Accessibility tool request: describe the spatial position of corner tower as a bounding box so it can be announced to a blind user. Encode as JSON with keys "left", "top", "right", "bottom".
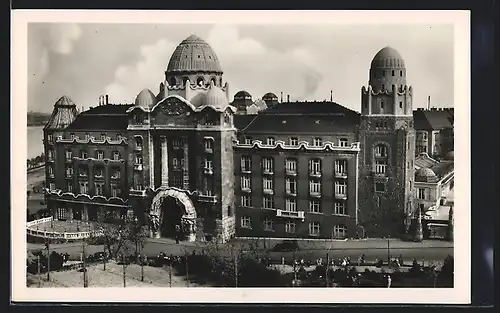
{"left": 358, "top": 47, "right": 416, "bottom": 237}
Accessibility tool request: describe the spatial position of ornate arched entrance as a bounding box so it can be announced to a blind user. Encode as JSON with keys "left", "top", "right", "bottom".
{"left": 149, "top": 188, "right": 197, "bottom": 242}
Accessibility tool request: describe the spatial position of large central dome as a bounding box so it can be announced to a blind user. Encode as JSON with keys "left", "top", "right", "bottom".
{"left": 166, "top": 35, "right": 223, "bottom": 74}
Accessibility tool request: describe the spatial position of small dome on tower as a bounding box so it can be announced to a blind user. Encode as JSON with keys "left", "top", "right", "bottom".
{"left": 135, "top": 89, "right": 157, "bottom": 108}
{"left": 371, "top": 46, "right": 406, "bottom": 69}
{"left": 415, "top": 167, "right": 438, "bottom": 183}
{"left": 190, "top": 81, "right": 231, "bottom": 111}
{"left": 234, "top": 90, "right": 252, "bottom": 100}
{"left": 263, "top": 92, "right": 278, "bottom": 100}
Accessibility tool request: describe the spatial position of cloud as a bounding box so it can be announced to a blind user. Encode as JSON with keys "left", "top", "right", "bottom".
{"left": 104, "top": 39, "right": 176, "bottom": 103}
{"left": 103, "top": 25, "right": 322, "bottom": 104}
{"left": 29, "top": 24, "right": 82, "bottom": 79}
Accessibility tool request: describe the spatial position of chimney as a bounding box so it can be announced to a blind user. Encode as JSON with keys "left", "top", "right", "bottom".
{"left": 330, "top": 90, "right": 333, "bottom": 102}
{"left": 287, "top": 94, "right": 290, "bottom": 102}
{"left": 427, "top": 96, "right": 431, "bottom": 110}
{"left": 105, "top": 95, "right": 109, "bottom": 105}
{"left": 280, "top": 92, "right": 283, "bottom": 103}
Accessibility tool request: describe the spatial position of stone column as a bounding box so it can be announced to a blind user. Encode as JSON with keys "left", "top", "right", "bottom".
{"left": 161, "top": 136, "right": 168, "bottom": 187}
{"left": 149, "top": 133, "right": 155, "bottom": 188}
{"left": 82, "top": 204, "right": 89, "bottom": 222}
{"left": 67, "top": 207, "right": 74, "bottom": 222}
{"left": 182, "top": 137, "right": 190, "bottom": 190}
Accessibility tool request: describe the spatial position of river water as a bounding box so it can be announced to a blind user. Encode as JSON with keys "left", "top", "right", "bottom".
{"left": 27, "top": 126, "right": 44, "bottom": 159}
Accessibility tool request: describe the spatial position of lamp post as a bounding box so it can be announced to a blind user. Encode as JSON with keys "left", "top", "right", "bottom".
{"left": 387, "top": 234, "right": 391, "bottom": 265}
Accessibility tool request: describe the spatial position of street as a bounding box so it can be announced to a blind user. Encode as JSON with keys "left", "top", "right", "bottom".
{"left": 27, "top": 237, "right": 453, "bottom": 265}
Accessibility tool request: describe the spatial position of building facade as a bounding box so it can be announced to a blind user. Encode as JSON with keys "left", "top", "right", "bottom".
{"left": 43, "top": 34, "right": 452, "bottom": 242}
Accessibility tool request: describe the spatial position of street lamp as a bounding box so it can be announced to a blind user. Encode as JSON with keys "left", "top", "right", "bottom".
{"left": 387, "top": 234, "right": 391, "bottom": 265}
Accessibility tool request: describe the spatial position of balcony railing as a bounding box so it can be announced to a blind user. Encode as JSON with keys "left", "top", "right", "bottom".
{"left": 263, "top": 188, "right": 274, "bottom": 195}
{"left": 309, "top": 171, "right": 322, "bottom": 178}
{"left": 286, "top": 190, "right": 297, "bottom": 197}
{"left": 263, "top": 169, "right": 274, "bottom": 175}
{"left": 134, "top": 164, "right": 143, "bottom": 171}
{"left": 310, "top": 191, "right": 322, "bottom": 198}
{"left": 241, "top": 167, "right": 251, "bottom": 174}
{"left": 205, "top": 147, "right": 213, "bottom": 154}
{"left": 94, "top": 174, "right": 104, "bottom": 179}
{"left": 129, "top": 188, "right": 147, "bottom": 197}
{"left": 285, "top": 169, "right": 297, "bottom": 176}
{"left": 65, "top": 158, "right": 72, "bottom": 163}
{"left": 335, "top": 193, "right": 348, "bottom": 200}
{"left": 373, "top": 171, "right": 386, "bottom": 178}
{"left": 276, "top": 209, "right": 305, "bottom": 220}
{"left": 135, "top": 145, "right": 143, "bottom": 151}
{"left": 66, "top": 173, "right": 73, "bottom": 179}
{"left": 204, "top": 168, "right": 213, "bottom": 175}
{"left": 198, "top": 194, "right": 218, "bottom": 204}
{"left": 335, "top": 172, "right": 348, "bottom": 179}
{"left": 110, "top": 175, "right": 121, "bottom": 180}
{"left": 241, "top": 187, "right": 252, "bottom": 193}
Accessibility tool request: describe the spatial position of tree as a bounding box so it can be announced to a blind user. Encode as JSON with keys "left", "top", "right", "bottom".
{"left": 90, "top": 218, "right": 148, "bottom": 261}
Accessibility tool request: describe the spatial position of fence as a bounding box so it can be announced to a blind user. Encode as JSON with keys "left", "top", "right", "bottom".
{"left": 26, "top": 217, "right": 103, "bottom": 240}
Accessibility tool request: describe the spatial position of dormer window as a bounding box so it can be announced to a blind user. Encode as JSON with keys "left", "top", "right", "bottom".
{"left": 135, "top": 137, "right": 143, "bottom": 150}
{"left": 116, "top": 134, "right": 122, "bottom": 141}
{"left": 313, "top": 137, "right": 322, "bottom": 147}
{"left": 244, "top": 137, "right": 253, "bottom": 145}
{"left": 135, "top": 114, "right": 142, "bottom": 124}
{"left": 70, "top": 133, "right": 76, "bottom": 140}
{"left": 266, "top": 137, "right": 275, "bottom": 146}
{"left": 100, "top": 134, "right": 106, "bottom": 141}
{"left": 47, "top": 134, "right": 54, "bottom": 143}
{"left": 80, "top": 150, "right": 88, "bottom": 159}
{"left": 113, "top": 151, "right": 120, "bottom": 161}
{"left": 85, "top": 133, "right": 90, "bottom": 140}
{"left": 96, "top": 151, "right": 104, "bottom": 160}
{"left": 289, "top": 137, "right": 298, "bottom": 146}
{"left": 339, "top": 138, "right": 349, "bottom": 147}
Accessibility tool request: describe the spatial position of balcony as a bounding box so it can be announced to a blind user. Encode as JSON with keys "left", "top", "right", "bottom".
{"left": 47, "top": 157, "right": 55, "bottom": 163}
{"left": 198, "top": 194, "right": 218, "bottom": 204}
{"left": 65, "top": 173, "right": 73, "bottom": 179}
{"left": 135, "top": 145, "right": 143, "bottom": 152}
{"left": 134, "top": 164, "right": 143, "bottom": 171}
{"left": 286, "top": 190, "right": 297, "bottom": 197}
{"left": 94, "top": 174, "right": 104, "bottom": 180}
{"left": 204, "top": 147, "right": 213, "bottom": 154}
{"left": 241, "top": 167, "right": 251, "bottom": 174}
{"left": 276, "top": 209, "right": 305, "bottom": 220}
{"left": 79, "top": 173, "right": 88, "bottom": 178}
{"left": 110, "top": 175, "right": 121, "bottom": 180}
{"left": 285, "top": 169, "right": 297, "bottom": 176}
{"left": 48, "top": 173, "right": 55, "bottom": 179}
{"left": 372, "top": 171, "right": 387, "bottom": 178}
{"left": 241, "top": 187, "right": 252, "bottom": 194}
{"left": 65, "top": 158, "right": 72, "bottom": 164}
{"left": 310, "top": 191, "right": 322, "bottom": 198}
{"left": 335, "top": 193, "right": 348, "bottom": 200}
{"left": 263, "top": 188, "right": 274, "bottom": 195}
{"left": 262, "top": 169, "right": 274, "bottom": 175}
{"left": 204, "top": 168, "right": 214, "bottom": 175}
{"left": 309, "top": 171, "right": 322, "bottom": 178}
{"left": 129, "top": 188, "right": 147, "bottom": 197}
{"left": 334, "top": 172, "right": 348, "bottom": 179}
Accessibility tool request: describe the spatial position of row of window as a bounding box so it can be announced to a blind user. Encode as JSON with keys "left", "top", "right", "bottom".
{"left": 47, "top": 133, "right": 124, "bottom": 143}
{"left": 240, "top": 217, "right": 348, "bottom": 238}
{"left": 47, "top": 180, "right": 122, "bottom": 197}
{"left": 52, "top": 149, "right": 123, "bottom": 161}
{"left": 241, "top": 157, "right": 349, "bottom": 175}
{"left": 56, "top": 164, "right": 121, "bottom": 180}
{"left": 240, "top": 195, "right": 348, "bottom": 215}
{"left": 56, "top": 207, "right": 133, "bottom": 221}
{"left": 243, "top": 137, "right": 350, "bottom": 147}
{"left": 241, "top": 176, "right": 347, "bottom": 197}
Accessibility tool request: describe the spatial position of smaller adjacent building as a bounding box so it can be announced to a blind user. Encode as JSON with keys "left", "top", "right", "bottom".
{"left": 413, "top": 108, "right": 454, "bottom": 159}
{"left": 414, "top": 151, "right": 454, "bottom": 239}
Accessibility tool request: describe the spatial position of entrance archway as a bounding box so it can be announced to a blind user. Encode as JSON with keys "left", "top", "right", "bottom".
{"left": 149, "top": 188, "right": 197, "bottom": 241}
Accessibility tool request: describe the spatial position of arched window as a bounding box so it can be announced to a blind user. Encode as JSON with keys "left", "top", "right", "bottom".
{"left": 219, "top": 77, "right": 223, "bottom": 87}
{"left": 381, "top": 84, "right": 385, "bottom": 90}
{"left": 374, "top": 144, "right": 388, "bottom": 158}
{"left": 400, "top": 70, "right": 403, "bottom": 76}
{"left": 169, "top": 77, "right": 177, "bottom": 86}
{"left": 211, "top": 77, "right": 217, "bottom": 86}
{"left": 374, "top": 144, "right": 389, "bottom": 175}
{"left": 392, "top": 70, "right": 395, "bottom": 76}
{"left": 135, "top": 136, "right": 143, "bottom": 150}
{"left": 197, "top": 77, "right": 205, "bottom": 86}
{"left": 182, "top": 77, "right": 189, "bottom": 86}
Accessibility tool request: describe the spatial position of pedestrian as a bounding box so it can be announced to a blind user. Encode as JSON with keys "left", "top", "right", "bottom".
{"left": 387, "top": 274, "right": 392, "bottom": 288}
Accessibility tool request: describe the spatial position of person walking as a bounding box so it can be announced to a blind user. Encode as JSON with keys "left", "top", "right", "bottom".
{"left": 175, "top": 224, "right": 180, "bottom": 244}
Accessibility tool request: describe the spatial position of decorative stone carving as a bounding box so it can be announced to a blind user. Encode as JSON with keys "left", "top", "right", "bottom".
{"left": 161, "top": 98, "right": 187, "bottom": 116}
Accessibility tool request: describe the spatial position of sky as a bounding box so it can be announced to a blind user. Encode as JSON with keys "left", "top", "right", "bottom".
{"left": 28, "top": 23, "right": 454, "bottom": 113}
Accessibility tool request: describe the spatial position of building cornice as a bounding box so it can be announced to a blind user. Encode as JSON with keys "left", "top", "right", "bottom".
{"left": 234, "top": 140, "right": 361, "bottom": 152}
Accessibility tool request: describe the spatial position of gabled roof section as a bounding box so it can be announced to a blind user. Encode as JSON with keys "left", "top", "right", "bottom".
{"left": 414, "top": 152, "right": 439, "bottom": 169}
{"left": 413, "top": 108, "right": 454, "bottom": 130}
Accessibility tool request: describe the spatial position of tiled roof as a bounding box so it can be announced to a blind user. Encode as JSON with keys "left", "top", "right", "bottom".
{"left": 413, "top": 109, "right": 454, "bottom": 130}
{"left": 66, "top": 104, "right": 132, "bottom": 130}
{"left": 234, "top": 115, "right": 258, "bottom": 129}
{"left": 414, "top": 152, "right": 439, "bottom": 169}
{"left": 44, "top": 96, "right": 79, "bottom": 130}
{"left": 238, "top": 113, "right": 359, "bottom": 134}
{"left": 429, "top": 160, "right": 454, "bottom": 178}
{"left": 262, "top": 100, "right": 358, "bottom": 115}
